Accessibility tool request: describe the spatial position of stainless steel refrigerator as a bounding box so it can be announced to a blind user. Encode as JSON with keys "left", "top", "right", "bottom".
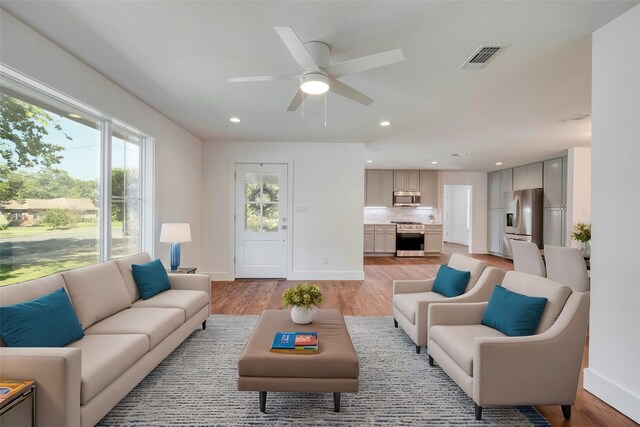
{"left": 503, "top": 188, "right": 544, "bottom": 259}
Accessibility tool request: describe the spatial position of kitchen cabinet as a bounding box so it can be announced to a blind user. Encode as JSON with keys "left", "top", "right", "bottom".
{"left": 543, "top": 156, "right": 568, "bottom": 246}
{"left": 501, "top": 168, "right": 513, "bottom": 193}
{"left": 513, "top": 162, "right": 543, "bottom": 190}
{"left": 374, "top": 225, "right": 396, "bottom": 253}
{"left": 420, "top": 171, "right": 438, "bottom": 208}
{"left": 394, "top": 170, "right": 420, "bottom": 192}
{"left": 488, "top": 208, "right": 503, "bottom": 255}
{"left": 364, "top": 225, "right": 396, "bottom": 254}
{"left": 424, "top": 225, "right": 443, "bottom": 255}
{"left": 363, "top": 225, "right": 374, "bottom": 253}
{"left": 365, "top": 170, "right": 394, "bottom": 207}
{"left": 488, "top": 171, "right": 502, "bottom": 209}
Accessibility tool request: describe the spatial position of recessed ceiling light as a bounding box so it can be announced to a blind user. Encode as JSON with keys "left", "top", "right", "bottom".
{"left": 431, "top": 161, "right": 438, "bottom": 165}
{"left": 495, "top": 162, "right": 503, "bottom": 166}
{"left": 379, "top": 121, "right": 391, "bottom": 127}
{"left": 229, "top": 117, "right": 241, "bottom": 123}
{"left": 68, "top": 113, "right": 82, "bottom": 119}
{"left": 366, "top": 160, "right": 373, "bottom": 163}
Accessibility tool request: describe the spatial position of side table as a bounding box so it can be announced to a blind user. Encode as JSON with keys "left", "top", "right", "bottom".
{"left": 168, "top": 267, "right": 197, "bottom": 274}
{"left": 0, "top": 380, "right": 36, "bottom": 427}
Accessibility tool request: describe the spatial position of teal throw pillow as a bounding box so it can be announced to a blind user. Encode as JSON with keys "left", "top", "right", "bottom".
{"left": 132, "top": 259, "right": 171, "bottom": 300}
{"left": 431, "top": 264, "right": 471, "bottom": 297}
{"left": 481, "top": 285, "right": 548, "bottom": 336}
{"left": 0, "top": 287, "right": 84, "bottom": 347}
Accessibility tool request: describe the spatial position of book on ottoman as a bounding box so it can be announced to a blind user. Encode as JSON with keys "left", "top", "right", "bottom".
{"left": 271, "top": 332, "right": 318, "bottom": 353}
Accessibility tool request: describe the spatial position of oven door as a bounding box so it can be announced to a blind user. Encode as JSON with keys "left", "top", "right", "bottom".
{"left": 396, "top": 231, "right": 424, "bottom": 256}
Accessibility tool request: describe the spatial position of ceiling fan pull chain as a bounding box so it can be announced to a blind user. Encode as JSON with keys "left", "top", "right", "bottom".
{"left": 324, "top": 93, "right": 327, "bottom": 127}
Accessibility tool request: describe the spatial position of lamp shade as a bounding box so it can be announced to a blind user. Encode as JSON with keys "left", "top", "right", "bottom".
{"left": 160, "top": 223, "right": 191, "bottom": 243}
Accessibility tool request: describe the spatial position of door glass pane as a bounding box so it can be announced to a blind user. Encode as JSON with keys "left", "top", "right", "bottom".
{"left": 263, "top": 203, "right": 279, "bottom": 232}
{"left": 245, "top": 203, "right": 261, "bottom": 232}
{"left": 0, "top": 90, "right": 101, "bottom": 285}
{"left": 262, "top": 173, "right": 279, "bottom": 202}
{"left": 245, "top": 173, "right": 261, "bottom": 202}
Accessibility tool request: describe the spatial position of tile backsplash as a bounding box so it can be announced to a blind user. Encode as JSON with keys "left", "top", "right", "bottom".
{"left": 364, "top": 207, "right": 441, "bottom": 224}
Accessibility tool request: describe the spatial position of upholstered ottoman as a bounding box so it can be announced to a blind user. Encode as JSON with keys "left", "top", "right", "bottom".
{"left": 238, "top": 309, "right": 359, "bottom": 412}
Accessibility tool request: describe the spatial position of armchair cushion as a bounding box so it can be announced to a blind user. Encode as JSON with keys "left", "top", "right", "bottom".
{"left": 481, "top": 286, "right": 547, "bottom": 336}
{"left": 432, "top": 265, "right": 471, "bottom": 297}
{"left": 430, "top": 324, "right": 506, "bottom": 375}
{"left": 393, "top": 291, "right": 446, "bottom": 324}
{"left": 0, "top": 288, "right": 84, "bottom": 347}
{"left": 132, "top": 259, "right": 171, "bottom": 300}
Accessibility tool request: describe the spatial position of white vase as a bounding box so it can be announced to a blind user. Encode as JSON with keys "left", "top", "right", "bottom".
{"left": 291, "top": 306, "right": 315, "bottom": 324}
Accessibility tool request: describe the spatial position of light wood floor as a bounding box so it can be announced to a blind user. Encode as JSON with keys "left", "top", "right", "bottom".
{"left": 211, "top": 253, "right": 637, "bottom": 427}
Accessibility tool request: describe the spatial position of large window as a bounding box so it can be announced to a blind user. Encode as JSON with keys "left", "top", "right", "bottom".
{"left": 0, "top": 73, "right": 151, "bottom": 285}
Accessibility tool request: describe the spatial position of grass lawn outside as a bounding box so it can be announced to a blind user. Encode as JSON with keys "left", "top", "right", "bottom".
{"left": 0, "top": 221, "right": 122, "bottom": 238}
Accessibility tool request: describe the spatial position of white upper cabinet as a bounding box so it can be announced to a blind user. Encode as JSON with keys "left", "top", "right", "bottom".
{"left": 544, "top": 158, "right": 565, "bottom": 208}
{"left": 501, "top": 168, "right": 513, "bottom": 193}
{"left": 488, "top": 171, "right": 502, "bottom": 209}
{"left": 394, "top": 170, "right": 420, "bottom": 192}
{"left": 365, "top": 170, "right": 394, "bottom": 207}
{"left": 420, "top": 171, "right": 438, "bottom": 208}
{"left": 513, "top": 162, "right": 543, "bottom": 190}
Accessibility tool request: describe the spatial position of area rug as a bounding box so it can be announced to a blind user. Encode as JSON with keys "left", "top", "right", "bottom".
{"left": 98, "top": 315, "right": 549, "bottom": 426}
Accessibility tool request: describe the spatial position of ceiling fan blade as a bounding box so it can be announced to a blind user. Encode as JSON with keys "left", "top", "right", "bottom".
{"left": 325, "top": 49, "right": 405, "bottom": 78}
{"left": 330, "top": 79, "right": 374, "bottom": 106}
{"left": 227, "top": 75, "right": 299, "bottom": 83}
{"left": 286, "top": 88, "right": 307, "bottom": 112}
{"left": 274, "top": 26, "right": 320, "bottom": 72}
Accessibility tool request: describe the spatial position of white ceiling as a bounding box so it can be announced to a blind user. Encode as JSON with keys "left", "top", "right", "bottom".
{"left": 2, "top": 1, "right": 638, "bottom": 171}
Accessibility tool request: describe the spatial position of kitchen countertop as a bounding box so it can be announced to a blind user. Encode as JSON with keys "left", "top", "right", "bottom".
{"left": 364, "top": 222, "right": 443, "bottom": 226}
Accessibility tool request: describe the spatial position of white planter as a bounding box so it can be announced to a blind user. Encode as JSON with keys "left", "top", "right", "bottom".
{"left": 291, "top": 306, "right": 315, "bottom": 324}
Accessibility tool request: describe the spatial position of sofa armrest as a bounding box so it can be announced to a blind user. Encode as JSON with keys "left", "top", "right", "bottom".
{"left": 472, "top": 293, "right": 590, "bottom": 406}
{"left": 169, "top": 273, "right": 211, "bottom": 298}
{"left": 0, "top": 347, "right": 82, "bottom": 427}
{"left": 428, "top": 302, "right": 487, "bottom": 329}
{"left": 393, "top": 278, "right": 435, "bottom": 294}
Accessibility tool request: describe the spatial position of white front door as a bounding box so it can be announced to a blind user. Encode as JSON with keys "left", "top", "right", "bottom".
{"left": 235, "top": 163, "right": 288, "bottom": 278}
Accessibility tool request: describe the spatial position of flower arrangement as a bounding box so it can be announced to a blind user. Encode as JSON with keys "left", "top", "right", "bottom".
{"left": 282, "top": 283, "right": 324, "bottom": 310}
{"left": 570, "top": 223, "right": 591, "bottom": 243}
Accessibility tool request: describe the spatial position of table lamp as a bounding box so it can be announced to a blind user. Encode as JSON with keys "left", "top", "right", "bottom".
{"left": 160, "top": 223, "right": 191, "bottom": 271}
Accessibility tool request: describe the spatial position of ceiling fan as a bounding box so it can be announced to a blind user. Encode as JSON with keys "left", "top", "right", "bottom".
{"left": 228, "top": 26, "right": 405, "bottom": 111}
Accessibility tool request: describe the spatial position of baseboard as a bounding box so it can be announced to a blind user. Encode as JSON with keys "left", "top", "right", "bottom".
{"left": 445, "top": 238, "right": 469, "bottom": 246}
{"left": 203, "top": 271, "right": 234, "bottom": 281}
{"left": 584, "top": 368, "right": 640, "bottom": 423}
{"left": 470, "top": 247, "right": 489, "bottom": 255}
{"left": 288, "top": 271, "right": 365, "bottom": 280}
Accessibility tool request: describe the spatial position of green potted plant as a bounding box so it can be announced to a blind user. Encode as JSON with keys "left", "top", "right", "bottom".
{"left": 570, "top": 223, "right": 591, "bottom": 257}
{"left": 282, "top": 283, "right": 324, "bottom": 324}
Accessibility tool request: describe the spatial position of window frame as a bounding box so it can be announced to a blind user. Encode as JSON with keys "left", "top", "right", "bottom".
{"left": 1, "top": 65, "right": 155, "bottom": 262}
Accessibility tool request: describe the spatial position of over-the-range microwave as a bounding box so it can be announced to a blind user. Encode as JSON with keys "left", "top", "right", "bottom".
{"left": 393, "top": 191, "right": 421, "bottom": 207}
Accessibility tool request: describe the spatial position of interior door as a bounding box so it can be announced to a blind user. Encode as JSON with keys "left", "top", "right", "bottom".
{"left": 235, "top": 163, "right": 287, "bottom": 278}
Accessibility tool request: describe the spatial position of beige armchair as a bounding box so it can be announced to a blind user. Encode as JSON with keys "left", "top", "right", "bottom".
{"left": 392, "top": 254, "right": 505, "bottom": 353}
{"left": 427, "top": 271, "right": 589, "bottom": 420}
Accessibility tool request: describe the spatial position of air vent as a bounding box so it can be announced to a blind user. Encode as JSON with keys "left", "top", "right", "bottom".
{"left": 460, "top": 44, "right": 508, "bottom": 70}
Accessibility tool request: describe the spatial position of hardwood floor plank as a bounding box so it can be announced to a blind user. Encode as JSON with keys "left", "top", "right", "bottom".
{"left": 209, "top": 254, "right": 637, "bottom": 427}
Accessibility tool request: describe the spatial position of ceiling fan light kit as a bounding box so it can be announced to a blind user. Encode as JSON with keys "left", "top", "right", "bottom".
{"left": 228, "top": 26, "right": 405, "bottom": 114}
{"left": 300, "top": 73, "right": 330, "bottom": 95}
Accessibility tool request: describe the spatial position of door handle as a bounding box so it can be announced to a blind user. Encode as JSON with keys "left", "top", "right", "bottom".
{"left": 282, "top": 225, "right": 287, "bottom": 230}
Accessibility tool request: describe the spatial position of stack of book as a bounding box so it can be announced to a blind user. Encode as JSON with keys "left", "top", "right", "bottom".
{"left": 270, "top": 332, "right": 318, "bottom": 354}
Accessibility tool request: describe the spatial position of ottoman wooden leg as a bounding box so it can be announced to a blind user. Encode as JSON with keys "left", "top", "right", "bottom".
{"left": 333, "top": 392, "right": 341, "bottom": 412}
{"left": 259, "top": 391, "right": 267, "bottom": 413}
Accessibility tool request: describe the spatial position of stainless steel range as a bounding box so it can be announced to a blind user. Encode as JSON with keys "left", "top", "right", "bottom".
{"left": 392, "top": 221, "right": 425, "bottom": 257}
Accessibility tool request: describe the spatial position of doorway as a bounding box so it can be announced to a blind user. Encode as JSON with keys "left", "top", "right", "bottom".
{"left": 234, "top": 163, "right": 288, "bottom": 278}
{"left": 443, "top": 185, "right": 472, "bottom": 254}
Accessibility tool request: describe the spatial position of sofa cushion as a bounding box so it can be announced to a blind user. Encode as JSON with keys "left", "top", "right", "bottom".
{"left": 502, "top": 271, "right": 572, "bottom": 334}
{"left": 432, "top": 265, "right": 471, "bottom": 297}
{"left": 66, "top": 334, "right": 149, "bottom": 404}
{"left": 1, "top": 288, "right": 84, "bottom": 347}
{"left": 393, "top": 292, "right": 446, "bottom": 324}
{"left": 430, "top": 324, "right": 506, "bottom": 376}
{"left": 448, "top": 254, "right": 486, "bottom": 292}
{"left": 481, "top": 286, "right": 548, "bottom": 336}
{"left": 114, "top": 253, "right": 152, "bottom": 302}
{"left": 62, "top": 261, "right": 131, "bottom": 329}
{"left": 84, "top": 307, "right": 183, "bottom": 350}
{"left": 0, "top": 273, "right": 66, "bottom": 306}
{"left": 131, "top": 259, "right": 171, "bottom": 300}
{"left": 132, "top": 289, "right": 209, "bottom": 320}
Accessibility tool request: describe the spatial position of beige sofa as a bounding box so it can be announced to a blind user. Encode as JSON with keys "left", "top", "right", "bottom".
{"left": 427, "top": 271, "right": 590, "bottom": 420}
{"left": 0, "top": 253, "right": 211, "bottom": 427}
{"left": 392, "top": 254, "right": 505, "bottom": 353}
